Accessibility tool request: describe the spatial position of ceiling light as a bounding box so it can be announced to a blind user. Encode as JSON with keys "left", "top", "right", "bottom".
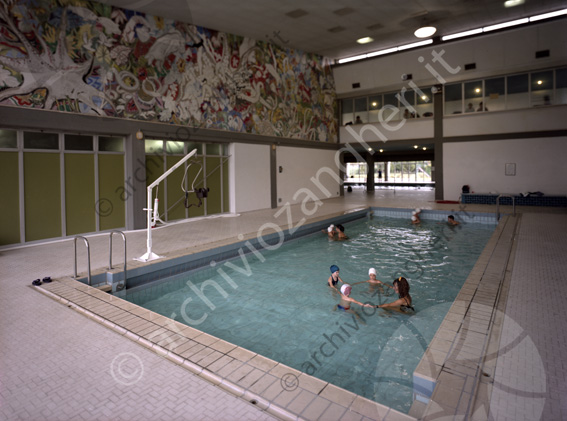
{"left": 529, "top": 9, "right": 567, "bottom": 21}
{"left": 421, "top": 95, "right": 428, "bottom": 101}
{"left": 475, "top": 88, "right": 481, "bottom": 93}
{"left": 504, "top": 0, "right": 524, "bottom": 7}
{"left": 371, "top": 102, "right": 378, "bottom": 107}
{"left": 442, "top": 28, "right": 483, "bottom": 41}
{"left": 537, "top": 80, "right": 543, "bottom": 85}
{"left": 483, "top": 18, "right": 529, "bottom": 32}
{"left": 423, "top": 147, "right": 427, "bottom": 150}
{"left": 398, "top": 39, "right": 433, "bottom": 51}
{"left": 379, "top": 149, "right": 384, "bottom": 153}
{"left": 357, "top": 37, "right": 374, "bottom": 44}
{"left": 414, "top": 26, "right": 437, "bottom": 38}
{"left": 414, "top": 145, "right": 419, "bottom": 149}
{"left": 368, "top": 148, "right": 373, "bottom": 151}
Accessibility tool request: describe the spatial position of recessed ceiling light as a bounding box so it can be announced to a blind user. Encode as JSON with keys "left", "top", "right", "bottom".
{"left": 475, "top": 88, "right": 481, "bottom": 93}
{"left": 371, "top": 102, "right": 378, "bottom": 107}
{"left": 379, "top": 149, "right": 384, "bottom": 153}
{"left": 368, "top": 148, "right": 373, "bottom": 151}
{"left": 423, "top": 147, "right": 427, "bottom": 150}
{"left": 537, "top": 80, "right": 543, "bottom": 85}
{"left": 414, "top": 145, "right": 419, "bottom": 149}
{"left": 357, "top": 37, "right": 374, "bottom": 44}
{"left": 504, "top": 0, "right": 524, "bottom": 8}
{"left": 414, "top": 26, "right": 436, "bottom": 38}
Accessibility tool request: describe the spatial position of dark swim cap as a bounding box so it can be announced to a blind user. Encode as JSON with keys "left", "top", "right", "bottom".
{"left": 330, "top": 265, "right": 339, "bottom": 274}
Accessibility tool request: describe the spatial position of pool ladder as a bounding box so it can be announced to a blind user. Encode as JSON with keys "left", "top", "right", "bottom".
{"left": 73, "top": 230, "right": 127, "bottom": 287}
{"left": 496, "top": 194, "right": 516, "bottom": 220}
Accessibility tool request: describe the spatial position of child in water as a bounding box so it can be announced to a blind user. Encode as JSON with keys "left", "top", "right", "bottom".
{"left": 327, "top": 265, "right": 344, "bottom": 290}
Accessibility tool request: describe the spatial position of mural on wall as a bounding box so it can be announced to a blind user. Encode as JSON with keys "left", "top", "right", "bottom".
{"left": 0, "top": 0, "right": 337, "bottom": 142}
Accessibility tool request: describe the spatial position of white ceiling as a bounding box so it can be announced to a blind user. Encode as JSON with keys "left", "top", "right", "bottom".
{"left": 95, "top": 0, "right": 566, "bottom": 60}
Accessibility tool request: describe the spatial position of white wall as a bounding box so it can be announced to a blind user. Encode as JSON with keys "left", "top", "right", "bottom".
{"left": 444, "top": 106, "right": 567, "bottom": 137}
{"left": 229, "top": 143, "right": 271, "bottom": 213}
{"left": 333, "top": 20, "right": 566, "bottom": 96}
{"left": 276, "top": 146, "right": 341, "bottom": 206}
{"left": 443, "top": 137, "right": 567, "bottom": 200}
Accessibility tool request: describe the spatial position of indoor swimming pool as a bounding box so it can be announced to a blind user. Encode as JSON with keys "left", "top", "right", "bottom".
{"left": 122, "top": 216, "right": 495, "bottom": 413}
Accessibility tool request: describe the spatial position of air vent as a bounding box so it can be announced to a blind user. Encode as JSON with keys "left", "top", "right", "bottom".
{"left": 464, "top": 63, "right": 476, "bottom": 71}
{"left": 328, "top": 26, "right": 346, "bottom": 33}
{"left": 535, "top": 50, "right": 550, "bottom": 58}
{"left": 333, "top": 7, "right": 355, "bottom": 16}
{"left": 352, "top": 82, "right": 361, "bottom": 89}
{"left": 286, "top": 9, "right": 308, "bottom": 19}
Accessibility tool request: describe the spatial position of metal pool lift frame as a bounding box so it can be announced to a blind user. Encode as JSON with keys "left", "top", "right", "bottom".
{"left": 136, "top": 148, "right": 198, "bottom": 262}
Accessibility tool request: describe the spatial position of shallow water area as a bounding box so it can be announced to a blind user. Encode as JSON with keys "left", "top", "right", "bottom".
{"left": 123, "top": 217, "right": 494, "bottom": 413}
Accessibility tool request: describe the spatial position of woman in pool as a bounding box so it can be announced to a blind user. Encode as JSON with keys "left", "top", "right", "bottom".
{"left": 376, "top": 277, "right": 414, "bottom": 312}
{"left": 327, "top": 265, "right": 345, "bottom": 290}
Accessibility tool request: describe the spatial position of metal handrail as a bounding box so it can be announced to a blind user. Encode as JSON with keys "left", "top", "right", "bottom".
{"left": 73, "top": 236, "right": 91, "bottom": 285}
{"left": 109, "top": 230, "right": 127, "bottom": 283}
{"left": 496, "top": 194, "right": 516, "bottom": 220}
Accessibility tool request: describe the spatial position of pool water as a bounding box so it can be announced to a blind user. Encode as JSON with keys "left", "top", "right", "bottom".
{"left": 124, "top": 217, "right": 495, "bottom": 413}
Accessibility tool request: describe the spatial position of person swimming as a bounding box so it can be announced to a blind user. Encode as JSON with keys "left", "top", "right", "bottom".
{"left": 375, "top": 277, "right": 414, "bottom": 312}
{"left": 327, "top": 264, "right": 344, "bottom": 290}
{"left": 336, "top": 284, "right": 374, "bottom": 311}
{"left": 322, "top": 224, "right": 336, "bottom": 238}
{"left": 335, "top": 224, "right": 349, "bottom": 240}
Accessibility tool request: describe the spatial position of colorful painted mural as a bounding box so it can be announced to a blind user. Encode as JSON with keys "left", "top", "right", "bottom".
{"left": 0, "top": 0, "right": 337, "bottom": 142}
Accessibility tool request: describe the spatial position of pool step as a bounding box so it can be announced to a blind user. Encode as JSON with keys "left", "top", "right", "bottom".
{"left": 96, "top": 284, "right": 112, "bottom": 293}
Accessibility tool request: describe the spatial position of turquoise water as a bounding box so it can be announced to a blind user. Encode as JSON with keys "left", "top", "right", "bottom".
{"left": 124, "top": 217, "right": 495, "bottom": 413}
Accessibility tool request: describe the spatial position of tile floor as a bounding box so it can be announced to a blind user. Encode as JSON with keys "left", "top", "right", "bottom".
{"left": 1, "top": 187, "right": 565, "bottom": 420}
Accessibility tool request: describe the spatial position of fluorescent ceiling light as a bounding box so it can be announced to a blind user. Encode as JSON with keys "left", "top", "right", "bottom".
{"left": 366, "top": 47, "right": 398, "bottom": 57}
{"left": 441, "top": 28, "right": 483, "bottom": 41}
{"left": 504, "top": 0, "right": 524, "bottom": 8}
{"left": 529, "top": 9, "right": 567, "bottom": 21}
{"left": 337, "top": 54, "right": 368, "bottom": 64}
{"left": 357, "top": 37, "right": 374, "bottom": 44}
{"left": 397, "top": 39, "right": 433, "bottom": 51}
{"left": 483, "top": 18, "right": 529, "bottom": 32}
{"left": 414, "top": 26, "right": 437, "bottom": 38}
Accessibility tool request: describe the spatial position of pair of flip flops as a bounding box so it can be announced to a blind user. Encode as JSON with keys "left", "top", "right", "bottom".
{"left": 32, "top": 277, "right": 52, "bottom": 286}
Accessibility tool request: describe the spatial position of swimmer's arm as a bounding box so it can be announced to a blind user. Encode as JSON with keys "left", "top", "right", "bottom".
{"left": 347, "top": 296, "right": 374, "bottom": 307}
{"left": 351, "top": 280, "right": 368, "bottom": 285}
{"left": 376, "top": 298, "right": 404, "bottom": 308}
{"left": 338, "top": 276, "right": 345, "bottom": 284}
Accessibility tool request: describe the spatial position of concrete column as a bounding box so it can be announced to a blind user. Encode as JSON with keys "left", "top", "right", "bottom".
{"left": 366, "top": 153, "right": 375, "bottom": 192}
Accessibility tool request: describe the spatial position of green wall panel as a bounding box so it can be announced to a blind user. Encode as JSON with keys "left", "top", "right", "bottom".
{"left": 65, "top": 154, "right": 96, "bottom": 235}
{"left": 24, "top": 152, "right": 61, "bottom": 241}
{"left": 99, "top": 154, "right": 125, "bottom": 231}
{"left": 166, "top": 156, "right": 186, "bottom": 221}
{"left": 0, "top": 152, "right": 20, "bottom": 245}
{"left": 205, "top": 157, "right": 222, "bottom": 215}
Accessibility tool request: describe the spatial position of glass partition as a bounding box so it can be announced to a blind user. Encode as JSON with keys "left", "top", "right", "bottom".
{"left": 485, "top": 77, "right": 506, "bottom": 112}
{"left": 341, "top": 99, "right": 354, "bottom": 125}
{"left": 354, "top": 97, "right": 368, "bottom": 124}
{"left": 464, "top": 80, "right": 484, "bottom": 112}
{"left": 444, "top": 83, "right": 462, "bottom": 115}
{"left": 507, "top": 73, "right": 529, "bottom": 110}
{"left": 530, "top": 70, "right": 553, "bottom": 107}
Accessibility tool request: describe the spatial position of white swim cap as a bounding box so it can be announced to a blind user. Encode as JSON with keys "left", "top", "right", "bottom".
{"left": 368, "top": 268, "right": 376, "bottom": 276}
{"left": 327, "top": 226, "right": 333, "bottom": 232}
{"left": 411, "top": 216, "right": 417, "bottom": 221}
{"left": 415, "top": 208, "right": 421, "bottom": 213}
{"left": 340, "top": 284, "right": 351, "bottom": 295}
{"left": 412, "top": 211, "right": 417, "bottom": 216}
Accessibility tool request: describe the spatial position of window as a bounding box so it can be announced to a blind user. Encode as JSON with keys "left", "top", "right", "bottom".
{"left": 341, "top": 99, "right": 353, "bottom": 126}
{"left": 464, "top": 80, "right": 484, "bottom": 112}
{"left": 24, "top": 132, "right": 59, "bottom": 150}
{"left": 99, "top": 136, "right": 124, "bottom": 152}
{"left": 65, "top": 134, "right": 93, "bottom": 151}
{"left": 531, "top": 70, "right": 553, "bottom": 107}
{"left": 0, "top": 129, "right": 17, "bottom": 148}
{"left": 485, "top": 77, "right": 505, "bottom": 112}
{"left": 354, "top": 97, "right": 368, "bottom": 124}
{"left": 444, "top": 83, "right": 462, "bottom": 115}
{"left": 556, "top": 67, "right": 567, "bottom": 105}
{"left": 507, "top": 73, "right": 529, "bottom": 110}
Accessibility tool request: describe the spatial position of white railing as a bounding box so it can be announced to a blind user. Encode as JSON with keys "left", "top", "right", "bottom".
{"left": 136, "top": 149, "right": 198, "bottom": 262}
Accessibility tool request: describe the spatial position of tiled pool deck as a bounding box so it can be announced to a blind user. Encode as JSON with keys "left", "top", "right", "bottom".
{"left": 1, "top": 188, "right": 565, "bottom": 420}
